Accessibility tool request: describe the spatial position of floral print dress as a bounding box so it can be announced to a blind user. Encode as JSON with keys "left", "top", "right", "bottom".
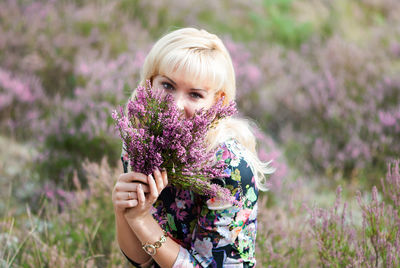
{"left": 120, "top": 139, "right": 260, "bottom": 268}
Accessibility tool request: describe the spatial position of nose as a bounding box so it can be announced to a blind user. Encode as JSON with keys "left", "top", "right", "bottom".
{"left": 174, "top": 93, "right": 190, "bottom": 118}
{"left": 175, "top": 93, "right": 184, "bottom": 110}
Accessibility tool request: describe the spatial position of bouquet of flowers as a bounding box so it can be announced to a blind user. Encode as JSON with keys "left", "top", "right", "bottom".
{"left": 112, "top": 81, "right": 237, "bottom": 202}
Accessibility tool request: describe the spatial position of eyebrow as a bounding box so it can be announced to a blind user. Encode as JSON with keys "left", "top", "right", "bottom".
{"left": 162, "top": 75, "right": 208, "bottom": 93}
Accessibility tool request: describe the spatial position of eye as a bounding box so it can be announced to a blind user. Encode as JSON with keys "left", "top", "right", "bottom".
{"left": 190, "top": 92, "right": 203, "bottom": 99}
{"left": 161, "top": 82, "right": 174, "bottom": 91}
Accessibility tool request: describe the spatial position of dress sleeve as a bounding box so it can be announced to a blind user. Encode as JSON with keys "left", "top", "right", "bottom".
{"left": 172, "top": 141, "right": 259, "bottom": 268}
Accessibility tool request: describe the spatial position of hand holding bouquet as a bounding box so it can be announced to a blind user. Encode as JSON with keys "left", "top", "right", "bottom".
{"left": 112, "top": 81, "right": 237, "bottom": 203}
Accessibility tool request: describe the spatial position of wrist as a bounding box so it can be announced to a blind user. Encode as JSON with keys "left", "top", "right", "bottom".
{"left": 125, "top": 211, "right": 153, "bottom": 227}
{"left": 114, "top": 206, "right": 126, "bottom": 217}
{"left": 142, "top": 229, "right": 168, "bottom": 256}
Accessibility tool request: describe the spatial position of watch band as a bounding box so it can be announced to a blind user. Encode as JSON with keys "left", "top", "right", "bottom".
{"left": 142, "top": 230, "right": 168, "bottom": 256}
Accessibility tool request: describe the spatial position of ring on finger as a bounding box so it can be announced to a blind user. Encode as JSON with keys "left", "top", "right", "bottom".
{"left": 128, "top": 192, "right": 131, "bottom": 199}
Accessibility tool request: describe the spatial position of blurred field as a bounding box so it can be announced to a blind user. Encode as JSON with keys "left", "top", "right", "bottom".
{"left": 1, "top": 0, "right": 399, "bottom": 267}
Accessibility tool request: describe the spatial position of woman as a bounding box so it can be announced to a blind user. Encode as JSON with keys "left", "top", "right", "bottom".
{"left": 112, "top": 28, "right": 274, "bottom": 268}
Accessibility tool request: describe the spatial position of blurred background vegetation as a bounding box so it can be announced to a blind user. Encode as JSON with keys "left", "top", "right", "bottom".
{"left": 1, "top": 0, "right": 399, "bottom": 267}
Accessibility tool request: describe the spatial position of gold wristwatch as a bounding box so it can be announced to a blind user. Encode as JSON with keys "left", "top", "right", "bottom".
{"left": 142, "top": 230, "right": 168, "bottom": 256}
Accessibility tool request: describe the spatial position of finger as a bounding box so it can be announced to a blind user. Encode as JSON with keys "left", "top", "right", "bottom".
{"left": 116, "top": 191, "right": 137, "bottom": 200}
{"left": 117, "top": 182, "right": 150, "bottom": 193}
{"left": 147, "top": 174, "right": 159, "bottom": 202}
{"left": 118, "top": 172, "right": 148, "bottom": 183}
{"left": 161, "top": 168, "right": 168, "bottom": 186}
{"left": 137, "top": 184, "right": 146, "bottom": 207}
{"left": 153, "top": 168, "right": 164, "bottom": 193}
{"left": 115, "top": 199, "right": 138, "bottom": 208}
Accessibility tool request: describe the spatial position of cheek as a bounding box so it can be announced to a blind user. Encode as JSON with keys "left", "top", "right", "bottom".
{"left": 152, "top": 82, "right": 168, "bottom": 98}
{"left": 205, "top": 94, "right": 217, "bottom": 109}
{"left": 195, "top": 99, "right": 211, "bottom": 109}
{"left": 152, "top": 81, "right": 162, "bottom": 91}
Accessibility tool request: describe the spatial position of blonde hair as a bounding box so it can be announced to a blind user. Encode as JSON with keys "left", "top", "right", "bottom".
{"left": 138, "top": 28, "right": 235, "bottom": 105}
{"left": 132, "top": 27, "right": 274, "bottom": 191}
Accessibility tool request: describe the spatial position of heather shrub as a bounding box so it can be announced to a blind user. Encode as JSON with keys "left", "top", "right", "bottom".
{"left": 0, "top": 68, "right": 48, "bottom": 140}
{"left": 308, "top": 186, "right": 358, "bottom": 267}
{"left": 33, "top": 48, "right": 144, "bottom": 188}
{"left": 0, "top": 0, "right": 152, "bottom": 187}
{"left": 257, "top": 186, "right": 314, "bottom": 267}
{"left": 1, "top": 1, "right": 82, "bottom": 98}
{"left": 0, "top": 0, "right": 149, "bottom": 133}
{"left": 354, "top": 161, "right": 400, "bottom": 267}
{"left": 309, "top": 161, "right": 400, "bottom": 267}
{"left": 224, "top": 39, "right": 264, "bottom": 111}
{"left": 232, "top": 0, "right": 400, "bottom": 184}
{"left": 254, "top": 170, "right": 346, "bottom": 266}
{"left": 253, "top": 127, "right": 288, "bottom": 197}
{"left": 1, "top": 158, "right": 126, "bottom": 267}
{"left": 248, "top": 32, "right": 400, "bottom": 184}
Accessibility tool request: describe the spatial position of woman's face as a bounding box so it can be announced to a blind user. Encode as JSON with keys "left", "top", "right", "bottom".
{"left": 152, "top": 71, "right": 218, "bottom": 118}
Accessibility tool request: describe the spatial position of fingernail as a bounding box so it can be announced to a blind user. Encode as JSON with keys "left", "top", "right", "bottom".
{"left": 137, "top": 184, "right": 142, "bottom": 190}
{"left": 149, "top": 174, "right": 154, "bottom": 181}
{"left": 161, "top": 167, "right": 166, "bottom": 172}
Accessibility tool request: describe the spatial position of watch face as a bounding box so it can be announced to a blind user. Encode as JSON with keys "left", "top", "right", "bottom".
{"left": 143, "top": 244, "right": 157, "bottom": 256}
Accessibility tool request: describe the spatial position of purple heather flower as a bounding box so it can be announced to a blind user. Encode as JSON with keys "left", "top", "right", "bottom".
{"left": 112, "top": 81, "right": 237, "bottom": 199}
